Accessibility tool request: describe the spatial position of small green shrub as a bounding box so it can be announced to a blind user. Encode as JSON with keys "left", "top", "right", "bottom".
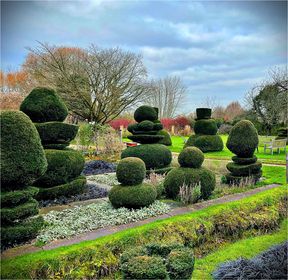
{"left": 109, "top": 184, "right": 157, "bottom": 208}
{"left": 145, "top": 243, "right": 183, "bottom": 258}
{"left": 178, "top": 147, "right": 204, "bottom": 168}
{"left": 121, "top": 144, "right": 172, "bottom": 170}
{"left": 226, "top": 120, "right": 259, "bottom": 158}
{"left": 137, "top": 120, "right": 154, "bottom": 131}
{"left": 35, "top": 122, "right": 78, "bottom": 144}
{"left": 20, "top": 87, "right": 68, "bottom": 122}
{"left": 194, "top": 119, "right": 218, "bottom": 135}
{"left": 1, "top": 187, "right": 39, "bottom": 207}
{"left": 116, "top": 157, "right": 146, "bottom": 186}
{"left": 232, "top": 155, "right": 257, "bottom": 165}
{"left": 226, "top": 162, "right": 262, "bottom": 176}
{"left": 185, "top": 135, "right": 224, "bottom": 152}
{"left": 120, "top": 247, "right": 148, "bottom": 264}
{"left": 196, "top": 108, "right": 212, "bottom": 119}
{"left": 157, "top": 130, "right": 172, "bottom": 146}
{"left": 34, "top": 149, "right": 85, "bottom": 187}
{"left": 134, "top": 105, "right": 158, "bottom": 123}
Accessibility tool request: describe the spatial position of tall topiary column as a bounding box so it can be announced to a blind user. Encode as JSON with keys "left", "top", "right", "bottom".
{"left": 184, "top": 108, "right": 223, "bottom": 152}
{"left": 1, "top": 111, "right": 47, "bottom": 248}
{"left": 122, "top": 105, "right": 172, "bottom": 173}
{"left": 20, "top": 87, "right": 86, "bottom": 200}
{"left": 225, "top": 120, "right": 262, "bottom": 185}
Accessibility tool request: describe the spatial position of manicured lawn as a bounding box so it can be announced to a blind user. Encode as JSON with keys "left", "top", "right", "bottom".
{"left": 193, "top": 219, "right": 287, "bottom": 280}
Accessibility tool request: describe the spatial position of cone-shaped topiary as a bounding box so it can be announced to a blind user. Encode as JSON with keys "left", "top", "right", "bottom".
{"left": 164, "top": 147, "right": 215, "bottom": 200}
{"left": 0, "top": 110, "right": 47, "bottom": 248}
{"left": 20, "top": 87, "right": 68, "bottom": 123}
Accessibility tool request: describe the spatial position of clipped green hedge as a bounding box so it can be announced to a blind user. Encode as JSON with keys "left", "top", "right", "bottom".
{"left": 1, "top": 187, "right": 39, "bottom": 207}
{"left": 157, "top": 130, "right": 172, "bottom": 146}
{"left": 34, "top": 149, "right": 85, "bottom": 187}
{"left": 232, "top": 155, "right": 257, "bottom": 165}
{"left": 184, "top": 134, "right": 224, "bottom": 152}
{"left": 134, "top": 106, "right": 158, "bottom": 123}
{"left": 226, "top": 162, "right": 262, "bottom": 176}
{"left": 35, "top": 122, "right": 78, "bottom": 144}
{"left": 178, "top": 147, "right": 204, "bottom": 168}
{"left": 36, "top": 176, "right": 86, "bottom": 200}
{"left": 2, "top": 186, "right": 286, "bottom": 280}
{"left": 194, "top": 119, "right": 218, "bottom": 135}
{"left": 128, "top": 134, "right": 164, "bottom": 144}
{"left": 20, "top": 87, "right": 68, "bottom": 123}
{"left": 109, "top": 183, "right": 157, "bottom": 208}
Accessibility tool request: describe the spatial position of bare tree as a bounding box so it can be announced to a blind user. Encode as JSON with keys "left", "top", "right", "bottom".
{"left": 23, "top": 43, "right": 149, "bottom": 123}
{"left": 202, "top": 96, "right": 219, "bottom": 110}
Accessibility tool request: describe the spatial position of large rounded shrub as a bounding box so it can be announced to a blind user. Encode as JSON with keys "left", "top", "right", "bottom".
{"left": 121, "top": 144, "right": 172, "bottom": 170}
{"left": 134, "top": 105, "right": 158, "bottom": 123}
{"left": 116, "top": 157, "right": 146, "bottom": 186}
{"left": 164, "top": 167, "right": 215, "bottom": 199}
{"left": 34, "top": 149, "right": 85, "bottom": 187}
{"left": 20, "top": 87, "right": 68, "bottom": 122}
{"left": 194, "top": 119, "right": 218, "bottom": 135}
{"left": 226, "top": 120, "right": 259, "bottom": 157}
{"left": 157, "top": 130, "right": 172, "bottom": 146}
{"left": 178, "top": 147, "right": 204, "bottom": 168}
{"left": 185, "top": 135, "right": 224, "bottom": 152}
{"left": 109, "top": 184, "right": 157, "bottom": 208}
{"left": 0, "top": 111, "right": 47, "bottom": 189}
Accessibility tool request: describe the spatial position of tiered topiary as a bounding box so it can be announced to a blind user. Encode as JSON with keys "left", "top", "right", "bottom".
{"left": 1, "top": 111, "right": 47, "bottom": 248}
{"left": 225, "top": 120, "right": 262, "bottom": 185}
{"left": 185, "top": 108, "right": 224, "bottom": 152}
{"left": 20, "top": 87, "right": 86, "bottom": 200}
{"left": 120, "top": 243, "right": 195, "bottom": 280}
{"left": 276, "top": 127, "right": 288, "bottom": 144}
{"left": 122, "top": 105, "right": 172, "bottom": 172}
{"left": 164, "top": 147, "right": 215, "bottom": 199}
{"left": 109, "top": 157, "right": 157, "bottom": 208}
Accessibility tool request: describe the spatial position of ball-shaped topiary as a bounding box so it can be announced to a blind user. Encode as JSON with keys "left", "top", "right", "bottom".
{"left": 20, "top": 87, "right": 68, "bottom": 122}
{"left": 0, "top": 111, "right": 47, "bottom": 189}
{"left": 185, "top": 135, "right": 224, "bottom": 152}
{"left": 137, "top": 120, "right": 155, "bottom": 131}
{"left": 196, "top": 108, "right": 212, "bottom": 119}
{"left": 109, "top": 184, "right": 157, "bottom": 208}
{"left": 116, "top": 157, "right": 146, "bottom": 186}
{"left": 121, "top": 144, "right": 172, "bottom": 170}
{"left": 194, "top": 119, "right": 218, "bottom": 135}
{"left": 178, "top": 147, "right": 204, "bottom": 168}
{"left": 134, "top": 105, "right": 158, "bottom": 123}
{"left": 226, "top": 120, "right": 259, "bottom": 158}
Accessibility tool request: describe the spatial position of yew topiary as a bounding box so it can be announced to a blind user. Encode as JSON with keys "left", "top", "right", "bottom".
{"left": 178, "top": 147, "right": 204, "bottom": 168}
{"left": 134, "top": 105, "right": 158, "bottom": 123}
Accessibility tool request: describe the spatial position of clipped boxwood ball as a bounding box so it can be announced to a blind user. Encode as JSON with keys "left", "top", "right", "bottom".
{"left": 34, "top": 149, "right": 85, "bottom": 187}
{"left": 137, "top": 120, "right": 155, "bottom": 131}
{"left": 20, "top": 87, "right": 68, "bottom": 122}
{"left": 116, "top": 157, "right": 146, "bottom": 186}
{"left": 232, "top": 155, "right": 257, "bottom": 165}
{"left": 226, "top": 120, "right": 259, "bottom": 157}
{"left": 1, "top": 111, "right": 47, "bottom": 189}
{"left": 164, "top": 167, "right": 215, "bottom": 199}
{"left": 109, "top": 184, "right": 157, "bottom": 208}
{"left": 134, "top": 105, "right": 158, "bottom": 123}
{"left": 194, "top": 119, "right": 218, "bottom": 135}
{"left": 185, "top": 135, "right": 224, "bottom": 152}
{"left": 121, "top": 144, "right": 172, "bottom": 170}
{"left": 196, "top": 108, "right": 212, "bottom": 119}
{"left": 178, "top": 147, "right": 204, "bottom": 168}
{"left": 157, "top": 130, "right": 172, "bottom": 146}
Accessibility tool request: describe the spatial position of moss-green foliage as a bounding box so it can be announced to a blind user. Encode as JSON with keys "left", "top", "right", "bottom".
{"left": 232, "top": 155, "right": 257, "bottom": 165}
{"left": 134, "top": 105, "right": 158, "bottom": 123}
{"left": 1, "top": 111, "right": 47, "bottom": 189}
{"left": 226, "top": 162, "right": 262, "bottom": 176}
{"left": 34, "top": 149, "right": 85, "bottom": 187}
{"left": 157, "top": 130, "right": 172, "bottom": 146}
{"left": 1, "top": 186, "right": 286, "bottom": 279}
{"left": 194, "top": 119, "right": 218, "bottom": 135}
{"left": 137, "top": 120, "right": 155, "bottom": 131}
{"left": 121, "top": 144, "right": 172, "bottom": 170}
{"left": 178, "top": 147, "right": 204, "bottom": 168}
{"left": 109, "top": 184, "right": 157, "bottom": 208}
{"left": 36, "top": 176, "right": 87, "bottom": 200}
{"left": 164, "top": 167, "right": 215, "bottom": 199}
{"left": 185, "top": 134, "right": 224, "bottom": 152}
{"left": 226, "top": 120, "right": 259, "bottom": 158}
{"left": 128, "top": 134, "right": 164, "bottom": 144}
{"left": 145, "top": 243, "right": 184, "bottom": 258}
{"left": 20, "top": 87, "right": 68, "bottom": 122}
{"left": 1, "top": 187, "right": 39, "bottom": 207}
{"left": 35, "top": 122, "right": 78, "bottom": 144}
{"left": 196, "top": 108, "right": 212, "bottom": 119}
{"left": 116, "top": 157, "right": 146, "bottom": 186}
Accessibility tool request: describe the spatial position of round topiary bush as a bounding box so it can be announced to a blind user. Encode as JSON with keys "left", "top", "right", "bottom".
{"left": 116, "top": 157, "right": 146, "bottom": 186}
{"left": 232, "top": 155, "right": 257, "bottom": 165}
{"left": 185, "top": 135, "right": 224, "bottom": 152}
{"left": 157, "top": 130, "right": 172, "bottom": 146}
{"left": 194, "top": 119, "right": 218, "bottom": 135}
{"left": 196, "top": 108, "right": 212, "bottom": 119}
{"left": 164, "top": 167, "right": 215, "bottom": 199}
{"left": 178, "top": 147, "right": 204, "bottom": 168}
{"left": 34, "top": 149, "right": 85, "bottom": 187}
{"left": 0, "top": 111, "right": 47, "bottom": 189}
{"left": 109, "top": 184, "right": 157, "bottom": 208}
{"left": 226, "top": 120, "right": 259, "bottom": 158}
{"left": 121, "top": 144, "right": 172, "bottom": 170}
{"left": 20, "top": 87, "right": 68, "bottom": 123}
{"left": 134, "top": 105, "right": 158, "bottom": 123}
{"left": 226, "top": 162, "right": 262, "bottom": 176}
{"left": 137, "top": 120, "right": 155, "bottom": 131}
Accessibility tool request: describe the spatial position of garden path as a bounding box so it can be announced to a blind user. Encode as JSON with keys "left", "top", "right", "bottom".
{"left": 1, "top": 183, "right": 281, "bottom": 260}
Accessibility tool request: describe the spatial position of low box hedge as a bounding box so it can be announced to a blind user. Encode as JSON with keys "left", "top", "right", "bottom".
{"left": 1, "top": 186, "right": 287, "bottom": 279}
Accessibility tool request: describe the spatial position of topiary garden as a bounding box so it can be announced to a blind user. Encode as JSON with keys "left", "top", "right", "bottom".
{"left": 185, "top": 108, "right": 224, "bottom": 152}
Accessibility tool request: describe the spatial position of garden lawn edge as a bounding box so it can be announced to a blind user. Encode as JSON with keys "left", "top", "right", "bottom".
{"left": 192, "top": 219, "right": 288, "bottom": 280}
{"left": 1, "top": 185, "right": 287, "bottom": 279}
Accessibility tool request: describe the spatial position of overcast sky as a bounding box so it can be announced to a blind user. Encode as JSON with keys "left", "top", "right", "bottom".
{"left": 1, "top": 0, "right": 287, "bottom": 113}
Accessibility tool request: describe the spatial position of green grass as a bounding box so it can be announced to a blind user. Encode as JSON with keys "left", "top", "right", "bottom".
{"left": 193, "top": 219, "right": 288, "bottom": 280}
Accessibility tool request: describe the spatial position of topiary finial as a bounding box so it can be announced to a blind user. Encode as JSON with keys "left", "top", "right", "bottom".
{"left": 178, "top": 147, "right": 204, "bottom": 168}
